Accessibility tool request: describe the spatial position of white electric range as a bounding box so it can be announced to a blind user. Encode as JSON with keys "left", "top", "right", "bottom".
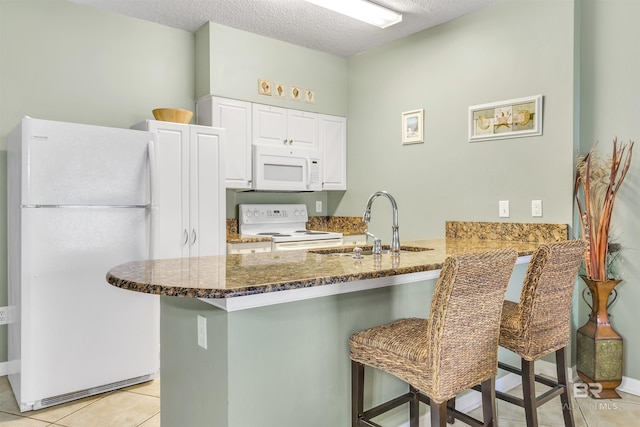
{"left": 239, "top": 204, "right": 344, "bottom": 251}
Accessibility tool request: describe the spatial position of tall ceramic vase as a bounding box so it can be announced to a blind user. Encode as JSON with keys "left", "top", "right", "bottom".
{"left": 576, "top": 275, "right": 623, "bottom": 399}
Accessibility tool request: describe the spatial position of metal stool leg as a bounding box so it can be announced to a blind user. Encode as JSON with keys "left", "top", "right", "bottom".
{"left": 556, "top": 348, "right": 575, "bottom": 427}
{"left": 430, "top": 399, "right": 447, "bottom": 427}
{"left": 446, "top": 397, "right": 456, "bottom": 424}
{"left": 481, "top": 377, "right": 497, "bottom": 426}
{"left": 521, "top": 359, "right": 538, "bottom": 427}
{"left": 409, "top": 385, "right": 420, "bottom": 427}
{"left": 352, "top": 361, "right": 364, "bottom": 427}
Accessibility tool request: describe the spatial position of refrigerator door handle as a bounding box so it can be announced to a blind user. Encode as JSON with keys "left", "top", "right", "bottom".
{"left": 147, "top": 140, "right": 156, "bottom": 206}
{"left": 191, "top": 229, "right": 197, "bottom": 246}
{"left": 183, "top": 229, "right": 189, "bottom": 246}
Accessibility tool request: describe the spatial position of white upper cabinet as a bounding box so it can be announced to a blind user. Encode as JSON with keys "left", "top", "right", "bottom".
{"left": 319, "top": 114, "right": 347, "bottom": 190}
{"left": 132, "top": 120, "right": 226, "bottom": 258}
{"left": 197, "top": 96, "right": 252, "bottom": 190}
{"left": 197, "top": 96, "right": 346, "bottom": 191}
{"left": 252, "top": 103, "right": 319, "bottom": 149}
{"left": 287, "top": 109, "right": 319, "bottom": 148}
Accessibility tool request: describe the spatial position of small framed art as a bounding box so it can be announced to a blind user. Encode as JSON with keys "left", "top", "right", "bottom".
{"left": 402, "top": 109, "right": 424, "bottom": 145}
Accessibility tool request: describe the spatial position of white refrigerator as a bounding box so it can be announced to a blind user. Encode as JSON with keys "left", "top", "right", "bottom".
{"left": 7, "top": 117, "right": 160, "bottom": 412}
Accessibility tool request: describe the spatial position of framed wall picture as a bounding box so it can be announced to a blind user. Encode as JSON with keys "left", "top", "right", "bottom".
{"left": 274, "top": 83, "right": 286, "bottom": 99}
{"left": 304, "top": 89, "right": 315, "bottom": 104}
{"left": 401, "top": 109, "right": 424, "bottom": 145}
{"left": 290, "top": 86, "right": 302, "bottom": 101}
{"left": 468, "top": 95, "right": 543, "bottom": 142}
{"left": 258, "top": 79, "right": 272, "bottom": 96}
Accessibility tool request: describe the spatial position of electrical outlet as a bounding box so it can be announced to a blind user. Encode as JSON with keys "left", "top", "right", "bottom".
{"left": 0, "top": 306, "right": 9, "bottom": 325}
{"left": 532, "top": 200, "right": 543, "bottom": 217}
{"left": 315, "top": 200, "right": 322, "bottom": 213}
{"left": 499, "top": 200, "right": 510, "bottom": 218}
{"left": 197, "top": 315, "right": 207, "bottom": 349}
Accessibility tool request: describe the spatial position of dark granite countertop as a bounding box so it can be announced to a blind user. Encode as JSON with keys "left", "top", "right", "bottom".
{"left": 107, "top": 238, "right": 545, "bottom": 299}
{"left": 108, "top": 221, "right": 569, "bottom": 300}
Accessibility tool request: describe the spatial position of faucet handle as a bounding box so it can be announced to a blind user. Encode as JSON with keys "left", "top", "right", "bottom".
{"left": 365, "top": 230, "right": 377, "bottom": 242}
{"left": 372, "top": 238, "right": 382, "bottom": 256}
{"left": 353, "top": 247, "right": 363, "bottom": 260}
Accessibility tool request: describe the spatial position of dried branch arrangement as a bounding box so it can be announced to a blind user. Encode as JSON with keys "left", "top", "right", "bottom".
{"left": 575, "top": 138, "right": 634, "bottom": 280}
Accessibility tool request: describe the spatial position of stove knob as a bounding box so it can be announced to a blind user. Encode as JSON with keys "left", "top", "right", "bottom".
{"left": 293, "top": 209, "right": 299, "bottom": 216}
{"left": 246, "top": 210, "right": 252, "bottom": 217}
{"left": 254, "top": 209, "right": 260, "bottom": 217}
{"left": 301, "top": 209, "right": 306, "bottom": 216}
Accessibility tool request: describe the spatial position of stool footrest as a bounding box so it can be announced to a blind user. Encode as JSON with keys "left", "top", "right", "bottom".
{"left": 362, "top": 392, "right": 413, "bottom": 421}
{"left": 498, "top": 361, "right": 559, "bottom": 388}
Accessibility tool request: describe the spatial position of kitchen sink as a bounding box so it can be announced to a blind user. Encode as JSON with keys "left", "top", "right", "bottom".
{"left": 310, "top": 245, "right": 432, "bottom": 257}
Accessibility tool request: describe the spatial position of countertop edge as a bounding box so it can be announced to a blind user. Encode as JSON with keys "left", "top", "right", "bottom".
{"left": 197, "top": 254, "right": 532, "bottom": 311}
{"left": 106, "top": 247, "right": 535, "bottom": 312}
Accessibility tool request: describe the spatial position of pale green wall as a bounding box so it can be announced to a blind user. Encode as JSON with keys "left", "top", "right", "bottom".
{"left": 0, "top": 0, "right": 195, "bottom": 362}
{"left": 578, "top": 0, "right": 640, "bottom": 380}
{"left": 195, "top": 22, "right": 348, "bottom": 116}
{"left": 337, "top": 0, "right": 576, "bottom": 242}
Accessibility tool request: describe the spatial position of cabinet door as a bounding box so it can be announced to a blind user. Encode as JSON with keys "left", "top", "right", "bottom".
{"left": 252, "top": 104, "right": 288, "bottom": 146}
{"left": 198, "top": 96, "right": 252, "bottom": 189}
{"left": 140, "top": 121, "right": 190, "bottom": 259}
{"left": 189, "top": 125, "right": 226, "bottom": 257}
{"left": 319, "top": 114, "right": 347, "bottom": 190}
{"left": 288, "top": 110, "right": 319, "bottom": 149}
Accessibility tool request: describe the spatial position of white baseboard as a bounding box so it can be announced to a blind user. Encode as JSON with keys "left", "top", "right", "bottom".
{"left": 0, "top": 362, "right": 9, "bottom": 376}
{"left": 619, "top": 375, "right": 640, "bottom": 396}
{"left": 454, "top": 373, "right": 522, "bottom": 414}
{"left": 535, "top": 359, "right": 558, "bottom": 379}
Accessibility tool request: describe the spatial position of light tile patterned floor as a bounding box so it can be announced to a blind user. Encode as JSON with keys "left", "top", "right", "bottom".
{"left": 465, "top": 379, "right": 640, "bottom": 427}
{"left": 0, "top": 374, "right": 637, "bottom": 426}
{"left": 0, "top": 376, "right": 159, "bottom": 427}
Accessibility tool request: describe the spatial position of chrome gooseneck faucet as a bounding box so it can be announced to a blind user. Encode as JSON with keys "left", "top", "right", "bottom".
{"left": 362, "top": 191, "right": 400, "bottom": 254}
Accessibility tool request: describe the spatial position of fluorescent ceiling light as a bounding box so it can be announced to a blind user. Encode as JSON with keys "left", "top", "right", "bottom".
{"left": 306, "top": 0, "right": 403, "bottom": 29}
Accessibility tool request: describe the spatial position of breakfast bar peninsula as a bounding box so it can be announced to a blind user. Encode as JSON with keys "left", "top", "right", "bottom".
{"left": 106, "top": 222, "right": 567, "bottom": 427}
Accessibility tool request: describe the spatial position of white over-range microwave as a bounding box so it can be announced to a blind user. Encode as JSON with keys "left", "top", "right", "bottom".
{"left": 252, "top": 145, "right": 322, "bottom": 191}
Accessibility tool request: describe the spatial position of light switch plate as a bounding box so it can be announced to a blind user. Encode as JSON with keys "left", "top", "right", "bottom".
{"left": 316, "top": 200, "right": 322, "bottom": 213}
{"left": 499, "top": 200, "right": 510, "bottom": 218}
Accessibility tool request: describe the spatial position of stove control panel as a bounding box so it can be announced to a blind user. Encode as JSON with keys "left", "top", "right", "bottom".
{"left": 239, "top": 204, "right": 309, "bottom": 225}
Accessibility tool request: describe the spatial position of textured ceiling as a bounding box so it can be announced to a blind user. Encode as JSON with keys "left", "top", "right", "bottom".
{"left": 69, "top": 0, "right": 502, "bottom": 58}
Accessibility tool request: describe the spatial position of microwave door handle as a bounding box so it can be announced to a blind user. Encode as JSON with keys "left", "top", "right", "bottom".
{"left": 306, "top": 158, "right": 311, "bottom": 190}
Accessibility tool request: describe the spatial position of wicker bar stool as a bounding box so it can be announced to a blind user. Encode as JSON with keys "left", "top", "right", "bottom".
{"left": 349, "top": 248, "right": 517, "bottom": 427}
{"left": 495, "top": 240, "right": 587, "bottom": 427}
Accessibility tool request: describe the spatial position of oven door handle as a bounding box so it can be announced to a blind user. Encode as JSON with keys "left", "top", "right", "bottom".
{"left": 273, "top": 238, "right": 344, "bottom": 251}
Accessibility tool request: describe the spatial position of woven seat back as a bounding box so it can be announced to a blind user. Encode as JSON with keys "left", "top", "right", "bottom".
{"left": 517, "top": 240, "right": 587, "bottom": 359}
{"left": 426, "top": 248, "right": 517, "bottom": 401}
